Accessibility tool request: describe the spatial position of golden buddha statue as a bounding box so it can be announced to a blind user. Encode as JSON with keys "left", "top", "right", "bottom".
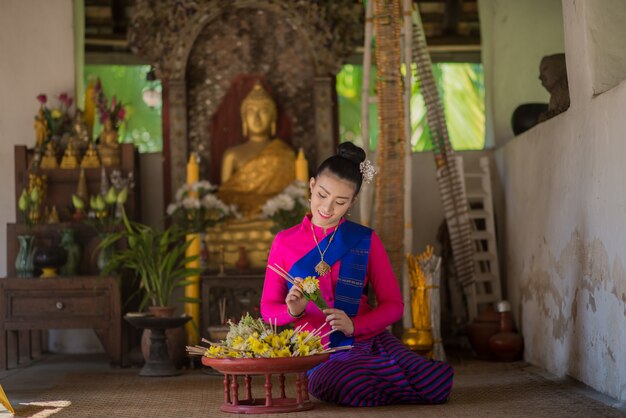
{"left": 40, "top": 142, "right": 59, "bottom": 169}
{"left": 81, "top": 142, "right": 101, "bottom": 168}
{"left": 69, "top": 109, "right": 90, "bottom": 152}
{"left": 34, "top": 108, "right": 48, "bottom": 148}
{"left": 207, "top": 82, "right": 296, "bottom": 269}
{"left": 60, "top": 143, "right": 80, "bottom": 169}
{"left": 98, "top": 119, "right": 120, "bottom": 167}
{"left": 217, "top": 81, "right": 296, "bottom": 217}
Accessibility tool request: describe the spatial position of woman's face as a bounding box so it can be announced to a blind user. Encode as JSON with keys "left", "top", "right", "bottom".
{"left": 309, "top": 171, "right": 356, "bottom": 229}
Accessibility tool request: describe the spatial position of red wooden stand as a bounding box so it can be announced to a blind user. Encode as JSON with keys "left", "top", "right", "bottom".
{"left": 202, "top": 354, "right": 330, "bottom": 414}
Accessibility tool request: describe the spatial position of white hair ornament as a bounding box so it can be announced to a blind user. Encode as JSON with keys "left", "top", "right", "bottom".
{"left": 359, "top": 160, "right": 377, "bottom": 184}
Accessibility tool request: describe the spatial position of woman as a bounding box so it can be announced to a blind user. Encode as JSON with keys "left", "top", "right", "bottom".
{"left": 261, "top": 142, "right": 454, "bottom": 406}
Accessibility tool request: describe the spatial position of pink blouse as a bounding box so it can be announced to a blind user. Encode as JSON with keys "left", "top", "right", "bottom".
{"left": 261, "top": 215, "right": 404, "bottom": 343}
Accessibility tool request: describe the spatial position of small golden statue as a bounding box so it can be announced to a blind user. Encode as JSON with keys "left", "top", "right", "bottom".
{"left": 60, "top": 143, "right": 80, "bottom": 169}
{"left": 98, "top": 119, "right": 120, "bottom": 167}
{"left": 69, "top": 109, "right": 91, "bottom": 152}
{"left": 47, "top": 205, "right": 60, "bottom": 224}
{"left": 27, "top": 173, "right": 47, "bottom": 225}
{"left": 81, "top": 142, "right": 101, "bottom": 168}
{"left": 217, "top": 81, "right": 296, "bottom": 216}
{"left": 34, "top": 107, "right": 48, "bottom": 148}
{"left": 40, "top": 142, "right": 59, "bottom": 169}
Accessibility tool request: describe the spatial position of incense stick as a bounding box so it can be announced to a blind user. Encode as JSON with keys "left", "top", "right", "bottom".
{"left": 267, "top": 264, "right": 303, "bottom": 290}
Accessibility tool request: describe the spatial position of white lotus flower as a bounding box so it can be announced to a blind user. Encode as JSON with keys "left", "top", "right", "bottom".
{"left": 182, "top": 197, "right": 201, "bottom": 210}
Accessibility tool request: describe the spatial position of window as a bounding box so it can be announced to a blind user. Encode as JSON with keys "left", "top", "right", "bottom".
{"left": 84, "top": 65, "right": 162, "bottom": 153}
{"left": 336, "top": 63, "right": 485, "bottom": 151}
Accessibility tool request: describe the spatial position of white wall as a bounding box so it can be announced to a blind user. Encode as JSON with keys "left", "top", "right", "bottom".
{"left": 0, "top": 0, "right": 76, "bottom": 276}
{"left": 0, "top": 0, "right": 106, "bottom": 354}
{"left": 584, "top": 0, "right": 626, "bottom": 94}
{"left": 479, "top": 0, "right": 565, "bottom": 147}
{"left": 493, "top": 0, "right": 626, "bottom": 401}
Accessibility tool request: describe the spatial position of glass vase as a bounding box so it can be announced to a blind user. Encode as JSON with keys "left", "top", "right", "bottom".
{"left": 96, "top": 234, "right": 115, "bottom": 273}
{"left": 15, "top": 234, "right": 36, "bottom": 278}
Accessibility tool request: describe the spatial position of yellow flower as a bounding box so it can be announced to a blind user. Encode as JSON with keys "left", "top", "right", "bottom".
{"left": 231, "top": 336, "right": 246, "bottom": 350}
{"left": 205, "top": 345, "right": 225, "bottom": 358}
{"left": 298, "top": 345, "right": 311, "bottom": 356}
{"left": 279, "top": 329, "right": 294, "bottom": 340}
{"left": 51, "top": 109, "right": 63, "bottom": 119}
{"left": 296, "top": 331, "right": 310, "bottom": 345}
{"left": 271, "top": 347, "right": 292, "bottom": 358}
{"left": 301, "top": 276, "right": 320, "bottom": 294}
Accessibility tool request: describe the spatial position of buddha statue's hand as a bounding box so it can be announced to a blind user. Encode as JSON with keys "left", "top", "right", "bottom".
{"left": 323, "top": 308, "right": 354, "bottom": 337}
{"left": 286, "top": 277, "right": 308, "bottom": 318}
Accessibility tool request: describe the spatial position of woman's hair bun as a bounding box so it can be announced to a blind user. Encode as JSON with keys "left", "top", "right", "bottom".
{"left": 337, "top": 142, "right": 366, "bottom": 165}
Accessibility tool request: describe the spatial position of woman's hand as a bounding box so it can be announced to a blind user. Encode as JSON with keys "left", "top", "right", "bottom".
{"left": 285, "top": 278, "right": 308, "bottom": 318}
{"left": 323, "top": 308, "right": 354, "bottom": 336}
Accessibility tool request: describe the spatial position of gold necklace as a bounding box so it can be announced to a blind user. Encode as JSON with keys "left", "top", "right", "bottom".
{"left": 311, "top": 223, "right": 339, "bottom": 276}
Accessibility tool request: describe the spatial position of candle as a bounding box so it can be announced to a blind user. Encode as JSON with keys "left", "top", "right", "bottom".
{"left": 83, "top": 78, "right": 96, "bottom": 140}
{"left": 187, "top": 152, "right": 199, "bottom": 185}
{"left": 185, "top": 152, "right": 201, "bottom": 346}
{"left": 295, "top": 148, "right": 309, "bottom": 182}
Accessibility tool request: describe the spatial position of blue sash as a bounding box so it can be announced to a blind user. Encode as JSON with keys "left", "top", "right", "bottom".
{"left": 288, "top": 220, "right": 372, "bottom": 347}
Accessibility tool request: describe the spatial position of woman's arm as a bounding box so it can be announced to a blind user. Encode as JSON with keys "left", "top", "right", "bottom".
{"left": 260, "top": 234, "right": 296, "bottom": 325}
{"left": 350, "top": 231, "right": 404, "bottom": 336}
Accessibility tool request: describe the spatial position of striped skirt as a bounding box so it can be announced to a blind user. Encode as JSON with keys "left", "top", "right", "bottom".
{"left": 307, "top": 331, "right": 454, "bottom": 407}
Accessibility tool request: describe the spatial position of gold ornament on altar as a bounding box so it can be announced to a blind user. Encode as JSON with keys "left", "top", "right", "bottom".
{"left": 34, "top": 108, "right": 48, "bottom": 148}
{"left": 69, "top": 109, "right": 91, "bottom": 149}
{"left": 40, "top": 142, "right": 59, "bottom": 169}
{"left": 403, "top": 246, "right": 436, "bottom": 357}
{"left": 60, "top": 143, "right": 80, "bottom": 169}
{"left": 217, "top": 81, "right": 296, "bottom": 217}
{"left": 18, "top": 173, "right": 47, "bottom": 226}
{"left": 98, "top": 119, "right": 121, "bottom": 167}
{"left": 81, "top": 142, "right": 101, "bottom": 168}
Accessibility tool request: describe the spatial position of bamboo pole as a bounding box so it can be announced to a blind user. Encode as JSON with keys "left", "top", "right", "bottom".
{"left": 401, "top": 0, "right": 414, "bottom": 329}
{"left": 374, "top": 0, "right": 406, "bottom": 289}
{"left": 359, "top": 0, "right": 375, "bottom": 227}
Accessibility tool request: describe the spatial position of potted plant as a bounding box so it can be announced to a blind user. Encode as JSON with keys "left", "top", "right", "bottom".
{"left": 98, "top": 213, "right": 203, "bottom": 370}
{"left": 98, "top": 212, "right": 202, "bottom": 314}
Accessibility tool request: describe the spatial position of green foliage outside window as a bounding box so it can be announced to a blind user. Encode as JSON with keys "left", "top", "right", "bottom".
{"left": 84, "top": 65, "right": 162, "bottom": 153}
{"left": 336, "top": 63, "right": 485, "bottom": 152}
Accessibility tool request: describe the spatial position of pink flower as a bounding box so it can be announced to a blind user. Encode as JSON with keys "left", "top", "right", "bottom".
{"left": 117, "top": 107, "right": 126, "bottom": 121}
{"left": 58, "top": 92, "right": 69, "bottom": 103}
{"left": 37, "top": 94, "right": 47, "bottom": 105}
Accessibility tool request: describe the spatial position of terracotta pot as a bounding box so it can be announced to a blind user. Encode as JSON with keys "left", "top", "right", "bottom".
{"left": 148, "top": 306, "right": 177, "bottom": 318}
{"left": 141, "top": 306, "right": 187, "bottom": 368}
{"left": 466, "top": 309, "right": 500, "bottom": 359}
{"left": 489, "top": 332, "right": 523, "bottom": 362}
{"left": 488, "top": 302, "right": 523, "bottom": 361}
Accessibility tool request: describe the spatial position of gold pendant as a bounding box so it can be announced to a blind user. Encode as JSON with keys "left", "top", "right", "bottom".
{"left": 315, "top": 260, "right": 331, "bottom": 276}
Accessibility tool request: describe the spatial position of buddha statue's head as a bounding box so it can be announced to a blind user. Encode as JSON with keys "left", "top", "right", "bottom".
{"left": 240, "top": 82, "right": 277, "bottom": 138}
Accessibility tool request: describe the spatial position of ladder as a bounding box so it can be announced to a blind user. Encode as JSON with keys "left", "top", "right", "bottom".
{"left": 456, "top": 156, "right": 502, "bottom": 321}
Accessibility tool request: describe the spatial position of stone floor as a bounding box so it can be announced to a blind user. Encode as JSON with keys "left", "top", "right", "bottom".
{"left": 0, "top": 353, "right": 624, "bottom": 417}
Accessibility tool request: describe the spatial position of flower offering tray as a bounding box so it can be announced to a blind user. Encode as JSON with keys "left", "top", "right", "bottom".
{"left": 202, "top": 353, "right": 330, "bottom": 414}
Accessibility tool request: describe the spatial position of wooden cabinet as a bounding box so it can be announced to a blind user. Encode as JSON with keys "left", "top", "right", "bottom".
{"left": 0, "top": 277, "right": 122, "bottom": 369}
{"left": 201, "top": 272, "right": 265, "bottom": 336}
{"left": 3, "top": 145, "right": 142, "bottom": 368}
